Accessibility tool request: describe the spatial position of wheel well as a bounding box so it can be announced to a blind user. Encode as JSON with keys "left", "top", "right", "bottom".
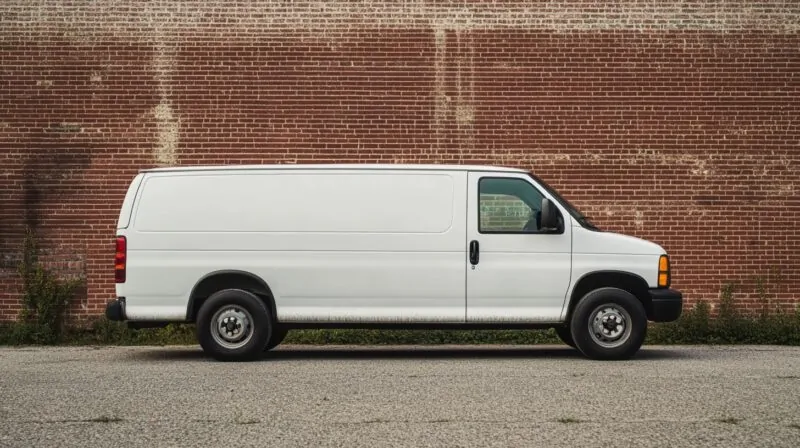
{"left": 566, "top": 272, "right": 652, "bottom": 321}
{"left": 187, "top": 271, "right": 276, "bottom": 322}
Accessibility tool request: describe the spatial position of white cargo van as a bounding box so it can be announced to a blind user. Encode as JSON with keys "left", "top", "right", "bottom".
{"left": 106, "top": 164, "right": 682, "bottom": 361}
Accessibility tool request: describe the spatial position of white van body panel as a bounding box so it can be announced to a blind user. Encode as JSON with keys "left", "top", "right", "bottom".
{"left": 571, "top": 229, "right": 664, "bottom": 287}
{"left": 465, "top": 171, "right": 573, "bottom": 322}
{"left": 114, "top": 173, "right": 144, "bottom": 301}
{"left": 116, "top": 173, "right": 144, "bottom": 230}
{"left": 559, "top": 227, "right": 665, "bottom": 320}
{"left": 115, "top": 163, "right": 670, "bottom": 326}
{"left": 572, "top": 227, "right": 665, "bottom": 257}
{"left": 133, "top": 172, "right": 457, "bottom": 234}
{"left": 122, "top": 167, "right": 470, "bottom": 323}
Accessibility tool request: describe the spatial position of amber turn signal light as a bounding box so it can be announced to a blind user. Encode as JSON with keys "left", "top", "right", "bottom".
{"left": 657, "top": 255, "right": 670, "bottom": 288}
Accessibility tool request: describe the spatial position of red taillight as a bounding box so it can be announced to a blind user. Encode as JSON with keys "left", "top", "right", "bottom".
{"left": 115, "top": 236, "right": 126, "bottom": 283}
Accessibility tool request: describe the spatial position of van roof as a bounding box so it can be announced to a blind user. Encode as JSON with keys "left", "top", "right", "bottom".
{"left": 140, "top": 163, "right": 528, "bottom": 174}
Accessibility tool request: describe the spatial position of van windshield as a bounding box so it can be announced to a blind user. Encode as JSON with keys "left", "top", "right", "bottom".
{"left": 527, "top": 173, "right": 600, "bottom": 231}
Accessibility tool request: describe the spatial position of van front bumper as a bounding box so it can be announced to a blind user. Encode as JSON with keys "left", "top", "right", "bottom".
{"left": 648, "top": 288, "right": 683, "bottom": 322}
{"left": 105, "top": 297, "right": 126, "bottom": 321}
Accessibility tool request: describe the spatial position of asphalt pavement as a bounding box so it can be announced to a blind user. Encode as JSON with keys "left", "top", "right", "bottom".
{"left": 1, "top": 344, "right": 798, "bottom": 447}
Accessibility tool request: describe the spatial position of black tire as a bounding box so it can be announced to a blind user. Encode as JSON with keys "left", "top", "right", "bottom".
{"left": 263, "top": 327, "right": 289, "bottom": 351}
{"left": 569, "top": 287, "right": 647, "bottom": 361}
{"left": 196, "top": 289, "right": 272, "bottom": 362}
{"left": 554, "top": 326, "right": 576, "bottom": 348}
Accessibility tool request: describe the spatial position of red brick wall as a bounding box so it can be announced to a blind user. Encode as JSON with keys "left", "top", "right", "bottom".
{"left": 1, "top": 1, "right": 798, "bottom": 321}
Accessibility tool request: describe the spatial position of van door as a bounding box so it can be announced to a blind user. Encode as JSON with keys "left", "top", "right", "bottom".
{"left": 465, "top": 172, "right": 572, "bottom": 322}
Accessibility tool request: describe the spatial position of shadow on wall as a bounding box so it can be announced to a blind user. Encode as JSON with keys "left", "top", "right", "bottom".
{"left": 1, "top": 126, "right": 92, "bottom": 270}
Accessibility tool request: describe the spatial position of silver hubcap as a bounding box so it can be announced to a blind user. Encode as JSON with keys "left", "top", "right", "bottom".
{"left": 211, "top": 306, "right": 254, "bottom": 350}
{"left": 589, "top": 305, "right": 632, "bottom": 348}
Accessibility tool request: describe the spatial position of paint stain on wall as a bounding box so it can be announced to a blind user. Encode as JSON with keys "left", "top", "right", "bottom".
{"left": 152, "top": 102, "right": 178, "bottom": 165}
{"left": 151, "top": 32, "right": 179, "bottom": 165}
{"left": 433, "top": 26, "right": 447, "bottom": 151}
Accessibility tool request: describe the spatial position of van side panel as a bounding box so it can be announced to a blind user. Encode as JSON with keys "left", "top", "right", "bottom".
{"left": 116, "top": 173, "right": 144, "bottom": 229}
{"left": 560, "top": 226, "right": 663, "bottom": 320}
{"left": 134, "top": 172, "right": 455, "bottom": 234}
{"left": 123, "top": 169, "right": 468, "bottom": 323}
{"left": 464, "top": 172, "right": 573, "bottom": 323}
{"left": 114, "top": 173, "right": 144, "bottom": 301}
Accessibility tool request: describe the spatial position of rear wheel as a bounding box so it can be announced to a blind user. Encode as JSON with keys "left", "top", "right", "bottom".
{"left": 569, "top": 287, "right": 647, "bottom": 360}
{"left": 263, "top": 327, "right": 289, "bottom": 351}
{"left": 554, "top": 326, "right": 576, "bottom": 348}
{"left": 197, "top": 289, "right": 272, "bottom": 362}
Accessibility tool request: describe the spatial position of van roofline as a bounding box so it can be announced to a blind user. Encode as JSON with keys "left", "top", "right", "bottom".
{"left": 139, "top": 163, "right": 529, "bottom": 174}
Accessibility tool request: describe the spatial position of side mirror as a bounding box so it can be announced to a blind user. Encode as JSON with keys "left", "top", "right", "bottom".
{"left": 540, "top": 198, "right": 558, "bottom": 231}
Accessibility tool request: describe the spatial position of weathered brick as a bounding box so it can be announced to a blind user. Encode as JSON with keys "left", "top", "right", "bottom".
{"left": 1, "top": 1, "right": 798, "bottom": 321}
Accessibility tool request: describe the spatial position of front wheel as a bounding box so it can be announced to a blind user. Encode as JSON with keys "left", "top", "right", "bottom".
{"left": 197, "top": 289, "right": 272, "bottom": 362}
{"left": 569, "top": 287, "right": 647, "bottom": 360}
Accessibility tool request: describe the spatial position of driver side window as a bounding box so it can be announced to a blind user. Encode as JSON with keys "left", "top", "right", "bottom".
{"left": 478, "top": 177, "right": 545, "bottom": 233}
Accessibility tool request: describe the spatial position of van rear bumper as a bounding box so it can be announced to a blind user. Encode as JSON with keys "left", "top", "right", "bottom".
{"left": 105, "top": 298, "right": 126, "bottom": 321}
{"left": 648, "top": 288, "right": 683, "bottom": 322}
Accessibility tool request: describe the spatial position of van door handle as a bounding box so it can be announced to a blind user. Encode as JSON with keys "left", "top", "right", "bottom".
{"left": 469, "top": 240, "right": 480, "bottom": 265}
